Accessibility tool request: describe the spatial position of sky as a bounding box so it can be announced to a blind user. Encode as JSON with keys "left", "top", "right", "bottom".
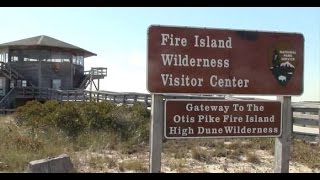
{"left": 0, "top": 7, "right": 319, "bottom": 102}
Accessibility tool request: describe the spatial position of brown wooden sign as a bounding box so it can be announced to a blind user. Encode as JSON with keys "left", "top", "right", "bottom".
{"left": 148, "top": 25, "right": 304, "bottom": 95}
{"left": 164, "top": 99, "right": 282, "bottom": 138}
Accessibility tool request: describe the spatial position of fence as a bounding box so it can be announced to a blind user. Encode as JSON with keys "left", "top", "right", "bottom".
{"left": 292, "top": 102, "right": 320, "bottom": 142}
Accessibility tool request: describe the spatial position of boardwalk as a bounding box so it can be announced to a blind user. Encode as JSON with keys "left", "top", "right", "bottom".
{"left": 292, "top": 102, "right": 320, "bottom": 142}
{"left": 0, "top": 87, "right": 319, "bottom": 142}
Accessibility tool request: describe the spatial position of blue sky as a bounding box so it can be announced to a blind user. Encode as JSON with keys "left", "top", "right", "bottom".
{"left": 0, "top": 7, "right": 319, "bottom": 102}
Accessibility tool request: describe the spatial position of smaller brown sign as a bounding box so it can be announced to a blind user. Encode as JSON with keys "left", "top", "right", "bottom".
{"left": 165, "top": 100, "right": 282, "bottom": 139}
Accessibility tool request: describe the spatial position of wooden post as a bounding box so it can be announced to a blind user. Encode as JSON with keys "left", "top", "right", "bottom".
{"left": 149, "top": 94, "right": 164, "bottom": 173}
{"left": 123, "top": 95, "right": 126, "bottom": 104}
{"left": 274, "top": 96, "right": 292, "bottom": 173}
{"left": 145, "top": 95, "right": 148, "bottom": 108}
{"left": 318, "top": 109, "right": 320, "bottom": 143}
{"left": 74, "top": 91, "right": 77, "bottom": 102}
{"left": 89, "top": 72, "right": 92, "bottom": 92}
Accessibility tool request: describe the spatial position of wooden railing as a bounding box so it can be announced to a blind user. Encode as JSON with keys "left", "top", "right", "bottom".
{"left": 79, "top": 75, "right": 90, "bottom": 89}
{"left": 83, "top": 91, "right": 151, "bottom": 107}
{"left": 90, "top": 67, "right": 107, "bottom": 76}
{"left": 292, "top": 104, "right": 320, "bottom": 142}
{"left": 84, "top": 67, "right": 107, "bottom": 78}
{"left": 1, "top": 86, "right": 319, "bottom": 142}
{"left": 80, "top": 67, "right": 108, "bottom": 90}
{"left": 14, "top": 87, "right": 86, "bottom": 102}
{"left": 0, "top": 88, "right": 16, "bottom": 109}
{"left": 11, "top": 88, "right": 226, "bottom": 108}
{"left": 0, "top": 62, "right": 35, "bottom": 87}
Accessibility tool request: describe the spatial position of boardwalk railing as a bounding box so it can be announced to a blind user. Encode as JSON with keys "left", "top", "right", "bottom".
{"left": 292, "top": 104, "right": 320, "bottom": 142}
{"left": 14, "top": 87, "right": 87, "bottom": 102}
{"left": 84, "top": 67, "right": 107, "bottom": 78}
{"left": 0, "top": 88, "right": 16, "bottom": 109}
{"left": 84, "top": 91, "right": 152, "bottom": 106}
{"left": 0, "top": 62, "right": 35, "bottom": 87}
{"left": 1, "top": 86, "right": 320, "bottom": 142}
{"left": 9, "top": 88, "right": 227, "bottom": 108}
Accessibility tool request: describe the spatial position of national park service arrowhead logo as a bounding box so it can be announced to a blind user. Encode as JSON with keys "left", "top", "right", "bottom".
{"left": 270, "top": 43, "right": 296, "bottom": 86}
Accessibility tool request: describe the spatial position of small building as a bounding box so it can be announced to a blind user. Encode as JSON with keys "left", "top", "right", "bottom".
{"left": 0, "top": 35, "right": 107, "bottom": 109}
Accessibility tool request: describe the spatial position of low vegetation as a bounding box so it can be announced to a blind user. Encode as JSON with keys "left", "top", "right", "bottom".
{"left": 168, "top": 158, "right": 188, "bottom": 172}
{"left": 291, "top": 139, "right": 320, "bottom": 169}
{"left": 118, "top": 159, "right": 148, "bottom": 172}
{"left": 0, "top": 100, "right": 150, "bottom": 172}
{"left": 0, "top": 100, "right": 319, "bottom": 172}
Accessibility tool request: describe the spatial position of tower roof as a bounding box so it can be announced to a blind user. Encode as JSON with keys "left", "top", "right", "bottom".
{"left": 0, "top": 35, "right": 96, "bottom": 58}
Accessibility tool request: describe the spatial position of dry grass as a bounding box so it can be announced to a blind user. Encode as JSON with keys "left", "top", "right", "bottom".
{"left": 168, "top": 159, "right": 187, "bottom": 172}
{"left": 291, "top": 139, "right": 320, "bottom": 169}
{"left": 88, "top": 156, "right": 117, "bottom": 171}
{"left": 1, "top": 113, "right": 320, "bottom": 172}
{"left": 248, "top": 138, "right": 274, "bottom": 151}
{"left": 191, "top": 147, "right": 215, "bottom": 164}
{"left": 118, "top": 159, "right": 147, "bottom": 172}
{"left": 211, "top": 147, "right": 228, "bottom": 157}
{"left": 245, "top": 152, "right": 261, "bottom": 164}
{"left": 0, "top": 115, "right": 70, "bottom": 172}
{"left": 226, "top": 140, "right": 243, "bottom": 150}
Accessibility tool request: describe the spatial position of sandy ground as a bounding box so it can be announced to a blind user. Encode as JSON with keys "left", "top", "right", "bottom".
{"left": 1, "top": 114, "right": 318, "bottom": 173}
{"left": 75, "top": 148, "right": 320, "bottom": 173}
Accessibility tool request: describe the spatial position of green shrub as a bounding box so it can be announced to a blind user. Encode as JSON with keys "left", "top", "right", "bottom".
{"left": 41, "top": 100, "right": 60, "bottom": 126}
{"left": 80, "top": 101, "right": 115, "bottom": 131}
{"left": 15, "top": 100, "right": 44, "bottom": 127}
{"left": 14, "top": 100, "right": 61, "bottom": 131}
{"left": 131, "top": 102, "right": 150, "bottom": 118}
{"left": 55, "top": 102, "right": 88, "bottom": 137}
{"left": 14, "top": 100, "right": 150, "bottom": 143}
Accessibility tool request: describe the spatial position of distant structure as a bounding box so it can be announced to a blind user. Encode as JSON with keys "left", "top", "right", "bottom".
{"left": 0, "top": 35, "right": 107, "bottom": 109}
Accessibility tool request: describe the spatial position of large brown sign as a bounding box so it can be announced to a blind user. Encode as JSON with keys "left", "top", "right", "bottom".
{"left": 165, "top": 100, "right": 282, "bottom": 138}
{"left": 148, "top": 25, "right": 304, "bottom": 95}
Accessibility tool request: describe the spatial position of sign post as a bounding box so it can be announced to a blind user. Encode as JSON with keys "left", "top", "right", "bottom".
{"left": 149, "top": 94, "right": 164, "bottom": 173}
{"left": 274, "top": 96, "right": 292, "bottom": 173}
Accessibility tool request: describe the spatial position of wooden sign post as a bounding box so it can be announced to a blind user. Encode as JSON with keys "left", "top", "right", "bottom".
{"left": 274, "top": 96, "right": 292, "bottom": 173}
{"left": 147, "top": 25, "right": 304, "bottom": 173}
{"left": 149, "top": 94, "right": 164, "bottom": 173}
